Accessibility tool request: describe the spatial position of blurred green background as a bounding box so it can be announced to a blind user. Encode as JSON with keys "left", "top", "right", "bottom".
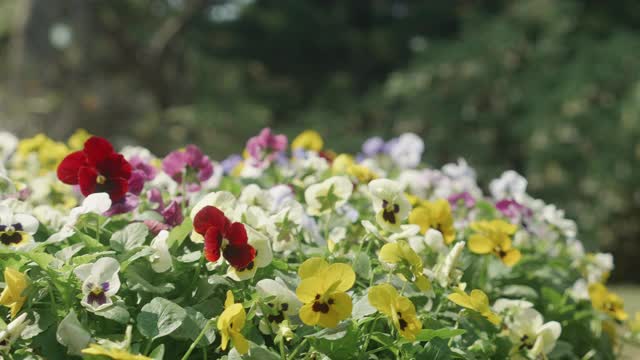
{"left": 1, "top": 0, "right": 639, "bottom": 282}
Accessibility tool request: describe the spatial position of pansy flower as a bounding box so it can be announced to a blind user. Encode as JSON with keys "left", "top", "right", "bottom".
{"left": 162, "top": 145, "right": 213, "bottom": 192}
{"left": 226, "top": 226, "right": 272, "bottom": 281}
{"left": 0, "top": 205, "right": 38, "bottom": 249}
{"left": 368, "top": 179, "right": 411, "bottom": 231}
{"left": 468, "top": 220, "right": 521, "bottom": 267}
{"left": 256, "top": 279, "right": 302, "bottom": 334}
{"left": 296, "top": 257, "right": 355, "bottom": 328}
{"left": 246, "top": 128, "right": 287, "bottom": 167}
{"left": 507, "top": 308, "right": 561, "bottom": 359}
{"left": 82, "top": 344, "right": 151, "bottom": 360}
{"left": 149, "top": 230, "right": 172, "bottom": 273}
{"left": 588, "top": 283, "right": 628, "bottom": 321}
{"left": 368, "top": 283, "right": 422, "bottom": 340}
{"left": 409, "top": 199, "right": 456, "bottom": 244}
{"left": 57, "top": 136, "right": 132, "bottom": 202}
{"left": 218, "top": 290, "right": 249, "bottom": 355}
{"left": 0, "top": 267, "right": 29, "bottom": 318}
{"left": 73, "top": 257, "right": 121, "bottom": 311}
{"left": 291, "top": 130, "right": 324, "bottom": 152}
{"left": 388, "top": 133, "right": 424, "bottom": 169}
{"left": 379, "top": 240, "right": 431, "bottom": 291}
{"left": 304, "top": 176, "right": 353, "bottom": 216}
{"left": 193, "top": 205, "right": 256, "bottom": 270}
{"left": 448, "top": 288, "right": 501, "bottom": 325}
{"left": 0, "top": 313, "right": 30, "bottom": 352}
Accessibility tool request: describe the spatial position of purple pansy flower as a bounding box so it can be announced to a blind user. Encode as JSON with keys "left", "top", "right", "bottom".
{"left": 448, "top": 192, "right": 476, "bottom": 209}
{"left": 496, "top": 199, "right": 532, "bottom": 222}
{"left": 246, "top": 128, "right": 288, "bottom": 167}
{"left": 104, "top": 193, "right": 139, "bottom": 216}
{"left": 162, "top": 145, "right": 214, "bottom": 191}
{"left": 73, "top": 257, "right": 120, "bottom": 311}
{"left": 362, "top": 136, "right": 386, "bottom": 157}
{"left": 221, "top": 154, "right": 243, "bottom": 174}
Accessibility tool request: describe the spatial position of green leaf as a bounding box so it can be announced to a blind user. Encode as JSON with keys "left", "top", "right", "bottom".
{"left": 71, "top": 231, "right": 106, "bottom": 250}
{"left": 110, "top": 223, "right": 149, "bottom": 252}
{"left": 137, "top": 297, "right": 187, "bottom": 340}
{"left": 414, "top": 328, "right": 466, "bottom": 342}
{"left": 125, "top": 266, "right": 175, "bottom": 294}
{"left": 167, "top": 217, "right": 193, "bottom": 250}
{"left": 171, "top": 308, "right": 216, "bottom": 345}
{"left": 94, "top": 303, "right": 130, "bottom": 324}
{"left": 353, "top": 252, "right": 372, "bottom": 280}
{"left": 149, "top": 344, "right": 165, "bottom": 360}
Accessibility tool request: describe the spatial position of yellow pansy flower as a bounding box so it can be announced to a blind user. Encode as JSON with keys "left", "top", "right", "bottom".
{"left": 68, "top": 128, "right": 91, "bottom": 150}
{"left": 82, "top": 344, "right": 151, "bottom": 360}
{"left": 368, "top": 284, "right": 422, "bottom": 340}
{"left": 468, "top": 220, "right": 521, "bottom": 267}
{"left": 291, "top": 130, "right": 324, "bottom": 151}
{"left": 347, "top": 164, "right": 378, "bottom": 183}
{"left": 379, "top": 240, "right": 431, "bottom": 291}
{"left": 0, "top": 267, "right": 28, "bottom": 318}
{"left": 332, "top": 154, "right": 355, "bottom": 174}
{"left": 296, "top": 257, "right": 355, "bottom": 328}
{"left": 409, "top": 199, "right": 456, "bottom": 244}
{"left": 588, "top": 283, "right": 628, "bottom": 321}
{"left": 447, "top": 288, "right": 501, "bottom": 325}
{"left": 218, "top": 290, "right": 249, "bottom": 354}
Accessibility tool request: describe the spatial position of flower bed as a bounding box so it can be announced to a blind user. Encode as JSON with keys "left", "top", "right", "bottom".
{"left": 0, "top": 129, "right": 636, "bottom": 359}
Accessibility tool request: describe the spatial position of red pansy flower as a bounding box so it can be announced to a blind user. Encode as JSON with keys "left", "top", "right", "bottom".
{"left": 193, "top": 205, "right": 256, "bottom": 269}
{"left": 57, "top": 136, "right": 132, "bottom": 202}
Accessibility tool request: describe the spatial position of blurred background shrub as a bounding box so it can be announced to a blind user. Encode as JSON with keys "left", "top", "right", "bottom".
{"left": 0, "top": 0, "right": 639, "bottom": 281}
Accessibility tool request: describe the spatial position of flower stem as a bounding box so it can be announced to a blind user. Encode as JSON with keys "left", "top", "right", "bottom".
{"left": 181, "top": 319, "right": 214, "bottom": 360}
{"left": 288, "top": 338, "right": 308, "bottom": 360}
{"left": 279, "top": 338, "right": 287, "bottom": 360}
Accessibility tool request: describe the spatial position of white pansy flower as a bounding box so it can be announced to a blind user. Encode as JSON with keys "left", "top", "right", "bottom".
{"left": 434, "top": 241, "right": 465, "bottom": 288}
{"left": 493, "top": 299, "right": 534, "bottom": 318}
{"left": 542, "top": 204, "right": 577, "bottom": 239}
{"left": 239, "top": 184, "right": 273, "bottom": 211}
{"left": 56, "top": 310, "right": 91, "bottom": 355}
{"left": 389, "top": 224, "right": 421, "bottom": 243}
{"left": 47, "top": 193, "right": 111, "bottom": 243}
{"left": 271, "top": 199, "right": 304, "bottom": 253}
{"left": 508, "top": 308, "right": 561, "bottom": 359}
{"left": 490, "top": 170, "right": 528, "bottom": 200}
{"left": 149, "top": 230, "right": 172, "bottom": 273}
{"left": 74, "top": 257, "right": 121, "bottom": 311}
{"left": 119, "top": 145, "right": 155, "bottom": 162}
{"left": 0, "top": 313, "right": 30, "bottom": 351}
{"left": 304, "top": 176, "right": 352, "bottom": 216}
{"left": 568, "top": 279, "right": 590, "bottom": 301}
{"left": 227, "top": 227, "right": 273, "bottom": 281}
{"left": 327, "top": 226, "right": 346, "bottom": 252}
{"left": 368, "top": 179, "right": 410, "bottom": 231}
{"left": 256, "top": 278, "right": 302, "bottom": 334}
{"left": 0, "top": 205, "right": 39, "bottom": 250}
{"left": 410, "top": 228, "right": 447, "bottom": 254}
{"left": 269, "top": 184, "right": 295, "bottom": 212}
{"left": 389, "top": 133, "right": 424, "bottom": 169}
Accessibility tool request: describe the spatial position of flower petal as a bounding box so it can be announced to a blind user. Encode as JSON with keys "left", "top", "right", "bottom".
{"left": 193, "top": 206, "right": 229, "bottom": 235}
{"left": 83, "top": 136, "right": 114, "bottom": 165}
{"left": 223, "top": 243, "right": 256, "bottom": 269}
{"left": 203, "top": 227, "right": 222, "bottom": 262}
{"left": 57, "top": 151, "right": 86, "bottom": 184}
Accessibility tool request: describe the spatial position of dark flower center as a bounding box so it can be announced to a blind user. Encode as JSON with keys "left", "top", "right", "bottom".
{"left": 0, "top": 223, "right": 25, "bottom": 245}
{"left": 312, "top": 301, "right": 330, "bottom": 313}
{"left": 382, "top": 200, "right": 400, "bottom": 224}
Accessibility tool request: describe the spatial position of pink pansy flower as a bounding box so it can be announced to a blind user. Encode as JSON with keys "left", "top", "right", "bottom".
{"left": 246, "top": 128, "right": 287, "bottom": 167}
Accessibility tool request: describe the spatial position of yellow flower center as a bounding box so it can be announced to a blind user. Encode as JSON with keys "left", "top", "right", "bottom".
{"left": 96, "top": 175, "right": 107, "bottom": 184}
